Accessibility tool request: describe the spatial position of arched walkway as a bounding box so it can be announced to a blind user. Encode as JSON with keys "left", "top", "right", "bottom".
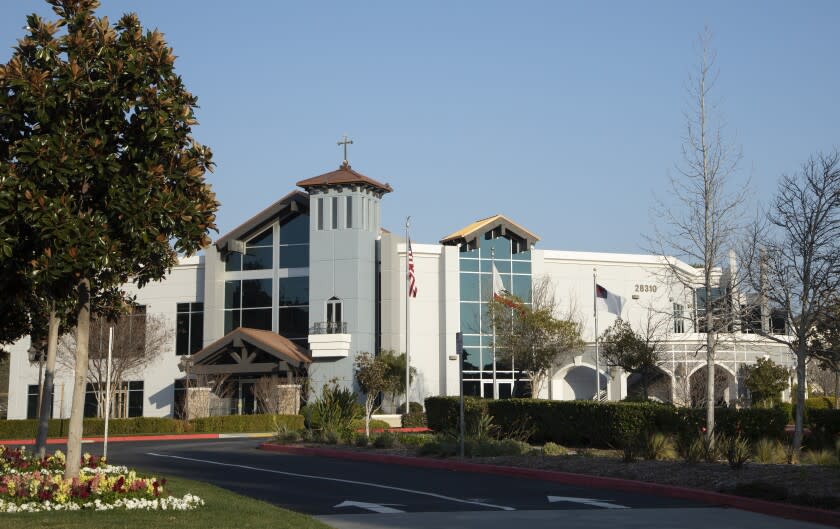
{"left": 627, "top": 367, "right": 673, "bottom": 403}
{"left": 557, "top": 365, "right": 609, "bottom": 400}
{"left": 689, "top": 364, "right": 736, "bottom": 407}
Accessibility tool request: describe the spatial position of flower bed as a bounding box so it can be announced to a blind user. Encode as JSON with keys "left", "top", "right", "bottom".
{"left": 0, "top": 446, "right": 204, "bottom": 513}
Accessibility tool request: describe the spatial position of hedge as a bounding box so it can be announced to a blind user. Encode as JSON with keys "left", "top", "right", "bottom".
{"left": 809, "top": 409, "right": 840, "bottom": 444}
{"left": 0, "top": 414, "right": 304, "bottom": 440}
{"left": 401, "top": 411, "right": 427, "bottom": 428}
{"left": 425, "top": 397, "right": 788, "bottom": 448}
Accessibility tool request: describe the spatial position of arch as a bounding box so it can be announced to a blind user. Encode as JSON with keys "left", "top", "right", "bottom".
{"left": 626, "top": 366, "right": 674, "bottom": 403}
{"left": 688, "top": 363, "right": 736, "bottom": 407}
{"left": 554, "top": 364, "right": 609, "bottom": 401}
{"left": 688, "top": 361, "right": 736, "bottom": 378}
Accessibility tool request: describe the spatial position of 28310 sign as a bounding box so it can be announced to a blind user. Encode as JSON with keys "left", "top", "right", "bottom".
{"left": 634, "top": 284, "right": 657, "bottom": 293}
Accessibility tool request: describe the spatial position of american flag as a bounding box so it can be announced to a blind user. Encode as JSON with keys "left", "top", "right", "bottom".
{"left": 407, "top": 239, "right": 418, "bottom": 298}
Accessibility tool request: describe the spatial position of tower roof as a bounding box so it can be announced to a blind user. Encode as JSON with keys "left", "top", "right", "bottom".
{"left": 296, "top": 163, "right": 393, "bottom": 194}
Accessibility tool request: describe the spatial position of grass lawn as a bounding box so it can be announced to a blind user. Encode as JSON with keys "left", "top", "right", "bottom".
{"left": 0, "top": 476, "right": 332, "bottom": 529}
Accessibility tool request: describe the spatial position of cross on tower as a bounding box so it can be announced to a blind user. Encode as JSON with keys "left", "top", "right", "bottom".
{"left": 337, "top": 135, "right": 353, "bottom": 166}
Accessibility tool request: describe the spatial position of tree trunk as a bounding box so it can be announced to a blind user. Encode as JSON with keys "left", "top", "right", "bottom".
{"left": 793, "top": 344, "right": 807, "bottom": 455}
{"left": 834, "top": 369, "right": 838, "bottom": 410}
{"left": 706, "top": 330, "right": 716, "bottom": 443}
{"left": 65, "top": 279, "right": 91, "bottom": 478}
{"left": 35, "top": 306, "right": 60, "bottom": 458}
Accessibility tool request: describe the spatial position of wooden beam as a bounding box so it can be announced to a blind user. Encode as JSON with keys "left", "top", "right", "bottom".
{"left": 190, "top": 363, "right": 279, "bottom": 375}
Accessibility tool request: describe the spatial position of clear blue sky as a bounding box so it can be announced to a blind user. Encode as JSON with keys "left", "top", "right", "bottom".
{"left": 2, "top": 1, "right": 838, "bottom": 254}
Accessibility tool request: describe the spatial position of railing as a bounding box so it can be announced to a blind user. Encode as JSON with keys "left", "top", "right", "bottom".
{"left": 309, "top": 321, "right": 348, "bottom": 334}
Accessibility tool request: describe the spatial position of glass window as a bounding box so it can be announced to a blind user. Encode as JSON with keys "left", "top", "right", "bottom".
{"left": 317, "top": 198, "right": 324, "bottom": 230}
{"left": 460, "top": 303, "right": 482, "bottom": 334}
{"left": 331, "top": 197, "right": 338, "bottom": 230}
{"left": 463, "top": 381, "right": 480, "bottom": 397}
{"left": 346, "top": 196, "right": 353, "bottom": 228}
{"left": 279, "top": 214, "right": 309, "bottom": 245}
{"left": 462, "top": 334, "right": 481, "bottom": 347}
{"left": 278, "top": 307, "right": 309, "bottom": 338}
{"left": 481, "top": 259, "right": 510, "bottom": 273}
{"left": 462, "top": 347, "right": 480, "bottom": 370}
{"left": 225, "top": 252, "right": 242, "bottom": 272}
{"left": 176, "top": 302, "right": 204, "bottom": 355}
{"left": 242, "top": 279, "right": 273, "bottom": 308}
{"left": 459, "top": 258, "right": 479, "bottom": 272}
{"left": 128, "top": 381, "right": 144, "bottom": 417}
{"left": 279, "top": 245, "right": 309, "bottom": 268}
{"left": 512, "top": 249, "right": 531, "bottom": 261}
{"left": 27, "top": 385, "right": 39, "bottom": 419}
{"left": 225, "top": 280, "right": 241, "bottom": 309}
{"left": 248, "top": 227, "right": 273, "bottom": 247}
{"left": 480, "top": 236, "right": 511, "bottom": 260}
{"left": 224, "top": 310, "right": 241, "bottom": 334}
{"left": 241, "top": 308, "right": 272, "bottom": 331}
{"left": 243, "top": 246, "right": 272, "bottom": 270}
{"left": 512, "top": 261, "right": 531, "bottom": 274}
{"left": 512, "top": 275, "right": 531, "bottom": 302}
{"left": 482, "top": 347, "right": 494, "bottom": 371}
{"left": 278, "top": 277, "right": 309, "bottom": 306}
{"left": 673, "top": 303, "right": 685, "bottom": 333}
{"left": 460, "top": 273, "right": 480, "bottom": 301}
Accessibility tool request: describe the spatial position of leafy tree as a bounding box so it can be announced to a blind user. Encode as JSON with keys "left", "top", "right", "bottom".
{"left": 743, "top": 357, "right": 789, "bottom": 407}
{"left": 600, "top": 318, "right": 664, "bottom": 400}
{"left": 378, "top": 350, "right": 416, "bottom": 412}
{"left": 0, "top": 0, "right": 218, "bottom": 477}
{"left": 354, "top": 352, "right": 398, "bottom": 438}
{"left": 489, "top": 277, "right": 584, "bottom": 397}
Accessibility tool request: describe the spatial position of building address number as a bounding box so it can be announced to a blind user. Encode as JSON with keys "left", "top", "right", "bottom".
{"left": 634, "top": 284, "right": 658, "bottom": 293}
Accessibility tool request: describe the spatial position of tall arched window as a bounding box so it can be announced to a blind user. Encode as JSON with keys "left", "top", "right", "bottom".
{"left": 326, "top": 297, "right": 343, "bottom": 333}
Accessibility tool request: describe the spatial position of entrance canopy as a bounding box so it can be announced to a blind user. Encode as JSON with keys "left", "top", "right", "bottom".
{"left": 186, "top": 327, "right": 311, "bottom": 376}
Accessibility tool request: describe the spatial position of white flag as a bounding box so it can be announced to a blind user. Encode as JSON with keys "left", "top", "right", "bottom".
{"left": 595, "top": 283, "right": 624, "bottom": 316}
{"left": 492, "top": 264, "right": 507, "bottom": 299}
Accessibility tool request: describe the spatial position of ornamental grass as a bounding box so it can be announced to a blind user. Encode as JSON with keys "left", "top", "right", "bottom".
{"left": 0, "top": 445, "right": 203, "bottom": 513}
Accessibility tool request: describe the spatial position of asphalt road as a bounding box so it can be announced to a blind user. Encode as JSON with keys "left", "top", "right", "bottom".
{"left": 59, "top": 438, "right": 835, "bottom": 529}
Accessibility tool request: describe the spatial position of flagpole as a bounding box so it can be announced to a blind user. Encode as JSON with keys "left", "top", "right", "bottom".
{"left": 405, "top": 216, "right": 411, "bottom": 415}
{"left": 491, "top": 248, "right": 498, "bottom": 400}
{"left": 593, "top": 268, "right": 599, "bottom": 401}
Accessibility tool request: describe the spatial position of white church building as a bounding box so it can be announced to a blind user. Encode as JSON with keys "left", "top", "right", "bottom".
{"left": 3, "top": 161, "right": 794, "bottom": 420}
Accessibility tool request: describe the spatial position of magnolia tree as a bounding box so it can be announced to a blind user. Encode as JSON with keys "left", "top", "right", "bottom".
{"left": 0, "top": 0, "right": 218, "bottom": 477}
{"left": 600, "top": 316, "right": 666, "bottom": 401}
{"left": 743, "top": 357, "right": 789, "bottom": 407}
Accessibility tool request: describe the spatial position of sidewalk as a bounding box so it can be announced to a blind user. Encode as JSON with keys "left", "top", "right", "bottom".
{"left": 260, "top": 442, "right": 840, "bottom": 529}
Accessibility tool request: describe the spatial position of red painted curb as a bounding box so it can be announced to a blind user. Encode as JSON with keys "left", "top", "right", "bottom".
{"left": 260, "top": 443, "right": 840, "bottom": 528}
{"left": 355, "top": 427, "right": 432, "bottom": 434}
{"left": 1, "top": 433, "right": 221, "bottom": 445}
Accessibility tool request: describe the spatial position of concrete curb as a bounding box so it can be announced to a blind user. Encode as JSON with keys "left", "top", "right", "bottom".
{"left": 260, "top": 443, "right": 840, "bottom": 528}
{"left": 0, "top": 432, "right": 274, "bottom": 445}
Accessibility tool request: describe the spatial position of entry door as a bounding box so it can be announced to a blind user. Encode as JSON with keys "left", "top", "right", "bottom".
{"left": 240, "top": 382, "right": 256, "bottom": 415}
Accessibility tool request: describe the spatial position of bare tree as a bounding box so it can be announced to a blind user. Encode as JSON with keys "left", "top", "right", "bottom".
{"left": 649, "top": 28, "right": 748, "bottom": 441}
{"left": 59, "top": 306, "right": 169, "bottom": 418}
{"left": 743, "top": 150, "right": 840, "bottom": 452}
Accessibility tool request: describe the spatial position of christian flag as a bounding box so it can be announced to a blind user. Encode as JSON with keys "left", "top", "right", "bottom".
{"left": 595, "top": 283, "right": 623, "bottom": 316}
{"left": 492, "top": 264, "right": 507, "bottom": 300}
{"left": 407, "top": 239, "right": 418, "bottom": 298}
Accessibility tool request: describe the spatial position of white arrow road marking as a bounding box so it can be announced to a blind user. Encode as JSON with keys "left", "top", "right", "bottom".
{"left": 145, "top": 452, "right": 515, "bottom": 511}
{"left": 547, "top": 496, "right": 630, "bottom": 509}
{"left": 334, "top": 501, "right": 405, "bottom": 514}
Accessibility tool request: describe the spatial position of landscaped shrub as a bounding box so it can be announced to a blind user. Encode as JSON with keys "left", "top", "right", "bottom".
{"left": 643, "top": 432, "right": 677, "bottom": 461}
{"left": 401, "top": 411, "right": 427, "bottom": 428}
{"left": 396, "top": 401, "right": 424, "bottom": 414}
{"left": 350, "top": 418, "right": 391, "bottom": 431}
{"left": 808, "top": 409, "right": 840, "bottom": 447}
{"left": 542, "top": 442, "right": 569, "bottom": 456}
{"left": 800, "top": 449, "right": 838, "bottom": 466}
{"left": 0, "top": 414, "right": 303, "bottom": 440}
{"left": 372, "top": 431, "right": 398, "bottom": 449}
{"left": 396, "top": 433, "right": 435, "bottom": 447}
{"left": 424, "top": 396, "right": 487, "bottom": 434}
{"left": 721, "top": 435, "right": 752, "bottom": 469}
{"left": 752, "top": 438, "right": 785, "bottom": 464}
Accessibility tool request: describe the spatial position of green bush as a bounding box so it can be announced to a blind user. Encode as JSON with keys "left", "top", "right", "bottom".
{"left": 643, "top": 432, "right": 677, "bottom": 461}
{"left": 806, "top": 396, "right": 835, "bottom": 410}
{"left": 542, "top": 442, "right": 569, "bottom": 456}
{"left": 721, "top": 435, "right": 752, "bottom": 469}
{"left": 350, "top": 418, "right": 391, "bottom": 431}
{"left": 800, "top": 449, "right": 838, "bottom": 466}
{"left": 424, "top": 396, "right": 487, "bottom": 434}
{"left": 372, "top": 431, "right": 398, "bottom": 449}
{"left": 753, "top": 438, "right": 785, "bottom": 464}
{"left": 401, "top": 411, "right": 427, "bottom": 428}
{"left": 396, "top": 401, "right": 424, "bottom": 414}
{"left": 0, "top": 414, "right": 303, "bottom": 439}
{"left": 809, "top": 409, "right": 840, "bottom": 446}
{"left": 396, "top": 433, "right": 435, "bottom": 447}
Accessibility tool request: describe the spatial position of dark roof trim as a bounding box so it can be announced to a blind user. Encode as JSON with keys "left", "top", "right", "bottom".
{"left": 215, "top": 190, "right": 308, "bottom": 251}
